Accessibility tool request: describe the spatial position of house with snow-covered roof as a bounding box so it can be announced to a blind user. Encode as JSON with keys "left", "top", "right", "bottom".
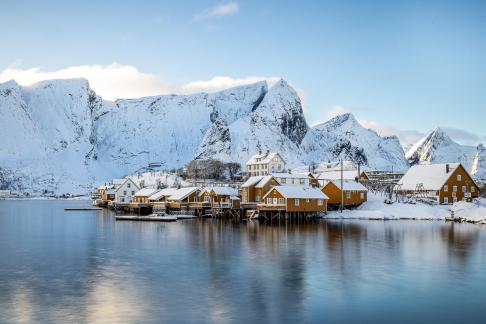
{"left": 114, "top": 178, "right": 140, "bottom": 203}
{"left": 241, "top": 175, "right": 280, "bottom": 207}
{"left": 271, "top": 172, "right": 311, "bottom": 186}
{"left": 133, "top": 188, "right": 159, "bottom": 204}
{"left": 166, "top": 187, "right": 201, "bottom": 210}
{"left": 396, "top": 163, "right": 479, "bottom": 204}
{"left": 199, "top": 187, "right": 240, "bottom": 209}
{"left": 246, "top": 151, "right": 286, "bottom": 177}
{"left": 321, "top": 180, "right": 368, "bottom": 207}
{"left": 258, "top": 185, "right": 328, "bottom": 214}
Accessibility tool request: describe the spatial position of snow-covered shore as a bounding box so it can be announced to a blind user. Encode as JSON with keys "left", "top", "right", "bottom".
{"left": 324, "top": 194, "right": 486, "bottom": 223}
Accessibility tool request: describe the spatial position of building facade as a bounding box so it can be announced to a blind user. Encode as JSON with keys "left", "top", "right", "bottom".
{"left": 114, "top": 178, "right": 140, "bottom": 203}
{"left": 246, "top": 151, "right": 286, "bottom": 177}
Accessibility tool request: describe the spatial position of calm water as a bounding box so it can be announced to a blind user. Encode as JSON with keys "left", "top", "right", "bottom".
{"left": 1, "top": 200, "right": 485, "bottom": 323}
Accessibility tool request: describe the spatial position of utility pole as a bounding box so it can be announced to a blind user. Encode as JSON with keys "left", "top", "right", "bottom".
{"left": 340, "top": 159, "right": 344, "bottom": 213}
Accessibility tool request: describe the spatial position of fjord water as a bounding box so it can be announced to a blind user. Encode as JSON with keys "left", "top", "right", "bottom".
{"left": 1, "top": 200, "right": 485, "bottom": 324}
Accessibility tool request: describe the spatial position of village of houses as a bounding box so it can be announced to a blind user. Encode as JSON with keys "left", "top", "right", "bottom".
{"left": 91, "top": 150, "right": 486, "bottom": 224}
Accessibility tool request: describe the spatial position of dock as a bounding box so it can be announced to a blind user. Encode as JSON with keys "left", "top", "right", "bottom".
{"left": 65, "top": 208, "right": 102, "bottom": 211}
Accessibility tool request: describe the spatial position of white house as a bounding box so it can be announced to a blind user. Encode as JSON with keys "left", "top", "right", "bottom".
{"left": 114, "top": 178, "right": 140, "bottom": 203}
{"left": 246, "top": 151, "right": 286, "bottom": 177}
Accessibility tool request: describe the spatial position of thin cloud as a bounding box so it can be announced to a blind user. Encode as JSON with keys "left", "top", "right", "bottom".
{"left": 194, "top": 2, "right": 240, "bottom": 20}
{"left": 0, "top": 63, "right": 278, "bottom": 100}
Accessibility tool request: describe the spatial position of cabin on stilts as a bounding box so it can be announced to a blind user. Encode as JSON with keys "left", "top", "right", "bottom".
{"left": 257, "top": 185, "right": 328, "bottom": 220}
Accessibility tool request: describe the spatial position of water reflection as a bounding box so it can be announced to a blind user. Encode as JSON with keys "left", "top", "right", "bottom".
{"left": 1, "top": 200, "right": 486, "bottom": 323}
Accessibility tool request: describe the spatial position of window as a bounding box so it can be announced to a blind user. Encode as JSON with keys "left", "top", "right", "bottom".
{"left": 443, "top": 185, "right": 448, "bottom": 192}
{"left": 457, "top": 174, "right": 462, "bottom": 181}
{"left": 300, "top": 179, "right": 305, "bottom": 185}
{"left": 444, "top": 197, "right": 448, "bottom": 204}
{"left": 123, "top": 190, "right": 127, "bottom": 195}
{"left": 278, "top": 164, "right": 281, "bottom": 169}
{"left": 453, "top": 197, "right": 457, "bottom": 203}
{"left": 452, "top": 192, "right": 456, "bottom": 198}
{"left": 256, "top": 195, "right": 260, "bottom": 202}
{"left": 360, "top": 192, "right": 364, "bottom": 199}
{"left": 273, "top": 198, "right": 278, "bottom": 204}
{"left": 292, "top": 178, "right": 295, "bottom": 184}
{"left": 306, "top": 199, "right": 310, "bottom": 203}
{"left": 346, "top": 192, "right": 351, "bottom": 199}
{"left": 274, "top": 157, "right": 278, "bottom": 162}
{"left": 462, "top": 186, "right": 466, "bottom": 193}
{"left": 471, "top": 187, "right": 475, "bottom": 193}
{"left": 131, "top": 191, "right": 135, "bottom": 195}
{"left": 121, "top": 198, "right": 125, "bottom": 202}
{"left": 127, "top": 183, "right": 131, "bottom": 188}
{"left": 279, "top": 198, "right": 284, "bottom": 205}
{"left": 281, "top": 178, "right": 286, "bottom": 184}
{"left": 318, "top": 199, "right": 324, "bottom": 206}
{"left": 453, "top": 186, "right": 457, "bottom": 192}
{"left": 294, "top": 199, "right": 300, "bottom": 206}
{"left": 204, "top": 196, "right": 210, "bottom": 202}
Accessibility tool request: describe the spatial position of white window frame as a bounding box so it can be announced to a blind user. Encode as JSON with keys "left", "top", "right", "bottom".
{"left": 453, "top": 186, "right": 457, "bottom": 192}
{"left": 255, "top": 195, "right": 260, "bottom": 202}
{"left": 318, "top": 199, "right": 323, "bottom": 206}
{"left": 443, "top": 185, "right": 448, "bottom": 192}
{"left": 360, "top": 192, "right": 364, "bottom": 199}
{"left": 444, "top": 197, "right": 448, "bottom": 204}
{"left": 462, "top": 186, "right": 466, "bottom": 193}
{"left": 279, "top": 198, "right": 284, "bottom": 205}
{"left": 346, "top": 191, "right": 351, "bottom": 199}
{"left": 300, "top": 179, "right": 305, "bottom": 185}
{"left": 123, "top": 190, "right": 127, "bottom": 195}
{"left": 294, "top": 199, "right": 300, "bottom": 206}
{"left": 273, "top": 198, "right": 278, "bottom": 204}
{"left": 457, "top": 174, "right": 462, "bottom": 181}
{"left": 471, "top": 187, "right": 475, "bottom": 193}
{"left": 453, "top": 197, "right": 457, "bottom": 203}
{"left": 267, "top": 198, "right": 272, "bottom": 204}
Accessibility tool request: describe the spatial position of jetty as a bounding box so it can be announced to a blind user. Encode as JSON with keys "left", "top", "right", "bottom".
{"left": 115, "top": 215, "right": 177, "bottom": 222}
{"left": 65, "top": 207, "right": 102, "bottom": 211}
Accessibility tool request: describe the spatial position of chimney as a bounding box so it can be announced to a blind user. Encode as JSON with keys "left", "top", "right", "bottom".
{"left": 446, "top": 164, "right": 450, "bottom": 173}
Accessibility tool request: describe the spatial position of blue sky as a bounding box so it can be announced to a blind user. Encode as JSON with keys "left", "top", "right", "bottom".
{"left": 1, "top": 0, "right": 485, "bottom": 146}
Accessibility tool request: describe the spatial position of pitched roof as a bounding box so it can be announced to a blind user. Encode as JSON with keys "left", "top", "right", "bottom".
{"left": 168, "top": 187, "right": 200, "bottom": 201}
{"left": 203, "top": 187, "right": 238, "bottom": 196}
{"left": 255, "top": 175, "right": 278, "bottom": 188}
{"left": 264, "top": 185, "right": 328, "bottom": 200}
{"left": 114, "top": 178, "right": 140, "bottom": 192}
{"left": 246, "top": 152, "right": 283, "bottom": 165}
{"left": 134, "top": 188, "right": 159, "bottom": 197}
{"left": 397, "top": 163, "right": 460, "bottom": 191}
{"left": 324, "top": 180, "right": 368, "bottom": 191}
{"left": 148, "top": 188, "right": 179, "bottom": 201}
{"left": 271, "top": 172, "right": 309, "bottom": 179}
{"left": 317, "top": 170, "right": 359, "bottom": 181}
{"left": 242, "top": 176, "right": 264, "bottom": 187}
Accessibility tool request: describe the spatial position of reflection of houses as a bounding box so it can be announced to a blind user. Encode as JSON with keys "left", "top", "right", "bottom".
{"left": 396, "top": 163, "right": 479, "bottom": 204}
{"left": 246, "top": 151, "right": 286, "bottom": 177}
{"left": 257, "top": 185, "right": 328, "bottom": 218}
{"left": 241, "top": 175, "right": 280, "bottom": 209}
{"left": 322, "top": 180, "right": 368, "bottom": 208}
{"left": 114, "top": 178, "right": 140, "bottom": 203}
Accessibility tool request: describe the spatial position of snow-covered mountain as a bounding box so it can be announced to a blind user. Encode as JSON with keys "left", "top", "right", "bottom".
{"left": 406, "top": 127, "right": 485, "bottom": 180}
{"left": 1, "top": 78, "right": 411, "bottom": 194}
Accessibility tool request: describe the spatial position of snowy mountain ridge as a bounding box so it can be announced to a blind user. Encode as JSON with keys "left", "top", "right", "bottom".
{"left": 0, "top": 77, "right": 481, "bottom": 194}
{"left": 406, "top": 127, "right": 485, "bottom": 179}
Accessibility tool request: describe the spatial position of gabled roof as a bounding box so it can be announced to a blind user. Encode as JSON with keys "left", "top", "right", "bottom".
{"left": 202, "top": 187, "right": 238, "bottom": 196}
{"left": 263, "top": 185, "right": 328, "bottom": 200}
{"left": 317, "top": 170, "right": 359, "bottom": 181}
{"left": 134, "top": 188, "right": 159, "bottom": 197}
{"left": 114, "top": 178, "right": 140, "bottom": 192}
{"left": 255, "top": 175, "right": 278, "bottom": 188}
{"left": 271, "top": 172, "right": 309, "bottom": 179}
{"left": 324, "top": 180, "right": 368, "bottom": 191}
{"left": 168, "top": 187, "right": 200, "bottom": 201}
{"left": 242, "top": 176, "right": 264, "bottom": 187}
{"left": 149, "top": 188, "right": 179, "bottom": 201}
{"left": 246, "top": 152, "right": 284, "bottom": 165}
{"left": 397, "top": 163, "right": 463, "bottom": 191}
{"left": 112, "top": 179, "right": 125, "bottom": 185}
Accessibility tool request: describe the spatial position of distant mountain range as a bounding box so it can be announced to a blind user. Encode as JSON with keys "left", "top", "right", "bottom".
{"left": 0, "top": 78, "right": 483, "bottom": 194}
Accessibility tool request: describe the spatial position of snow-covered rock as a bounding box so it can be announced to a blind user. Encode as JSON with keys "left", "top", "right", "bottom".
{"left": 0, "top": 77, "right": 411, "bottom": 194}
{"left": 301, "top": 113, "right": 409, "bottom": 171}
{"left": 406, "top": 127, "right": 485, "bottom": 180}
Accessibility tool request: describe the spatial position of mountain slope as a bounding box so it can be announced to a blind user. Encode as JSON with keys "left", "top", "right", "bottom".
{"left": 406, "top": 127, "right": 484, "bottom": 180}
{"left": 1, "top": 78, "right": 416, "bottom": 194}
